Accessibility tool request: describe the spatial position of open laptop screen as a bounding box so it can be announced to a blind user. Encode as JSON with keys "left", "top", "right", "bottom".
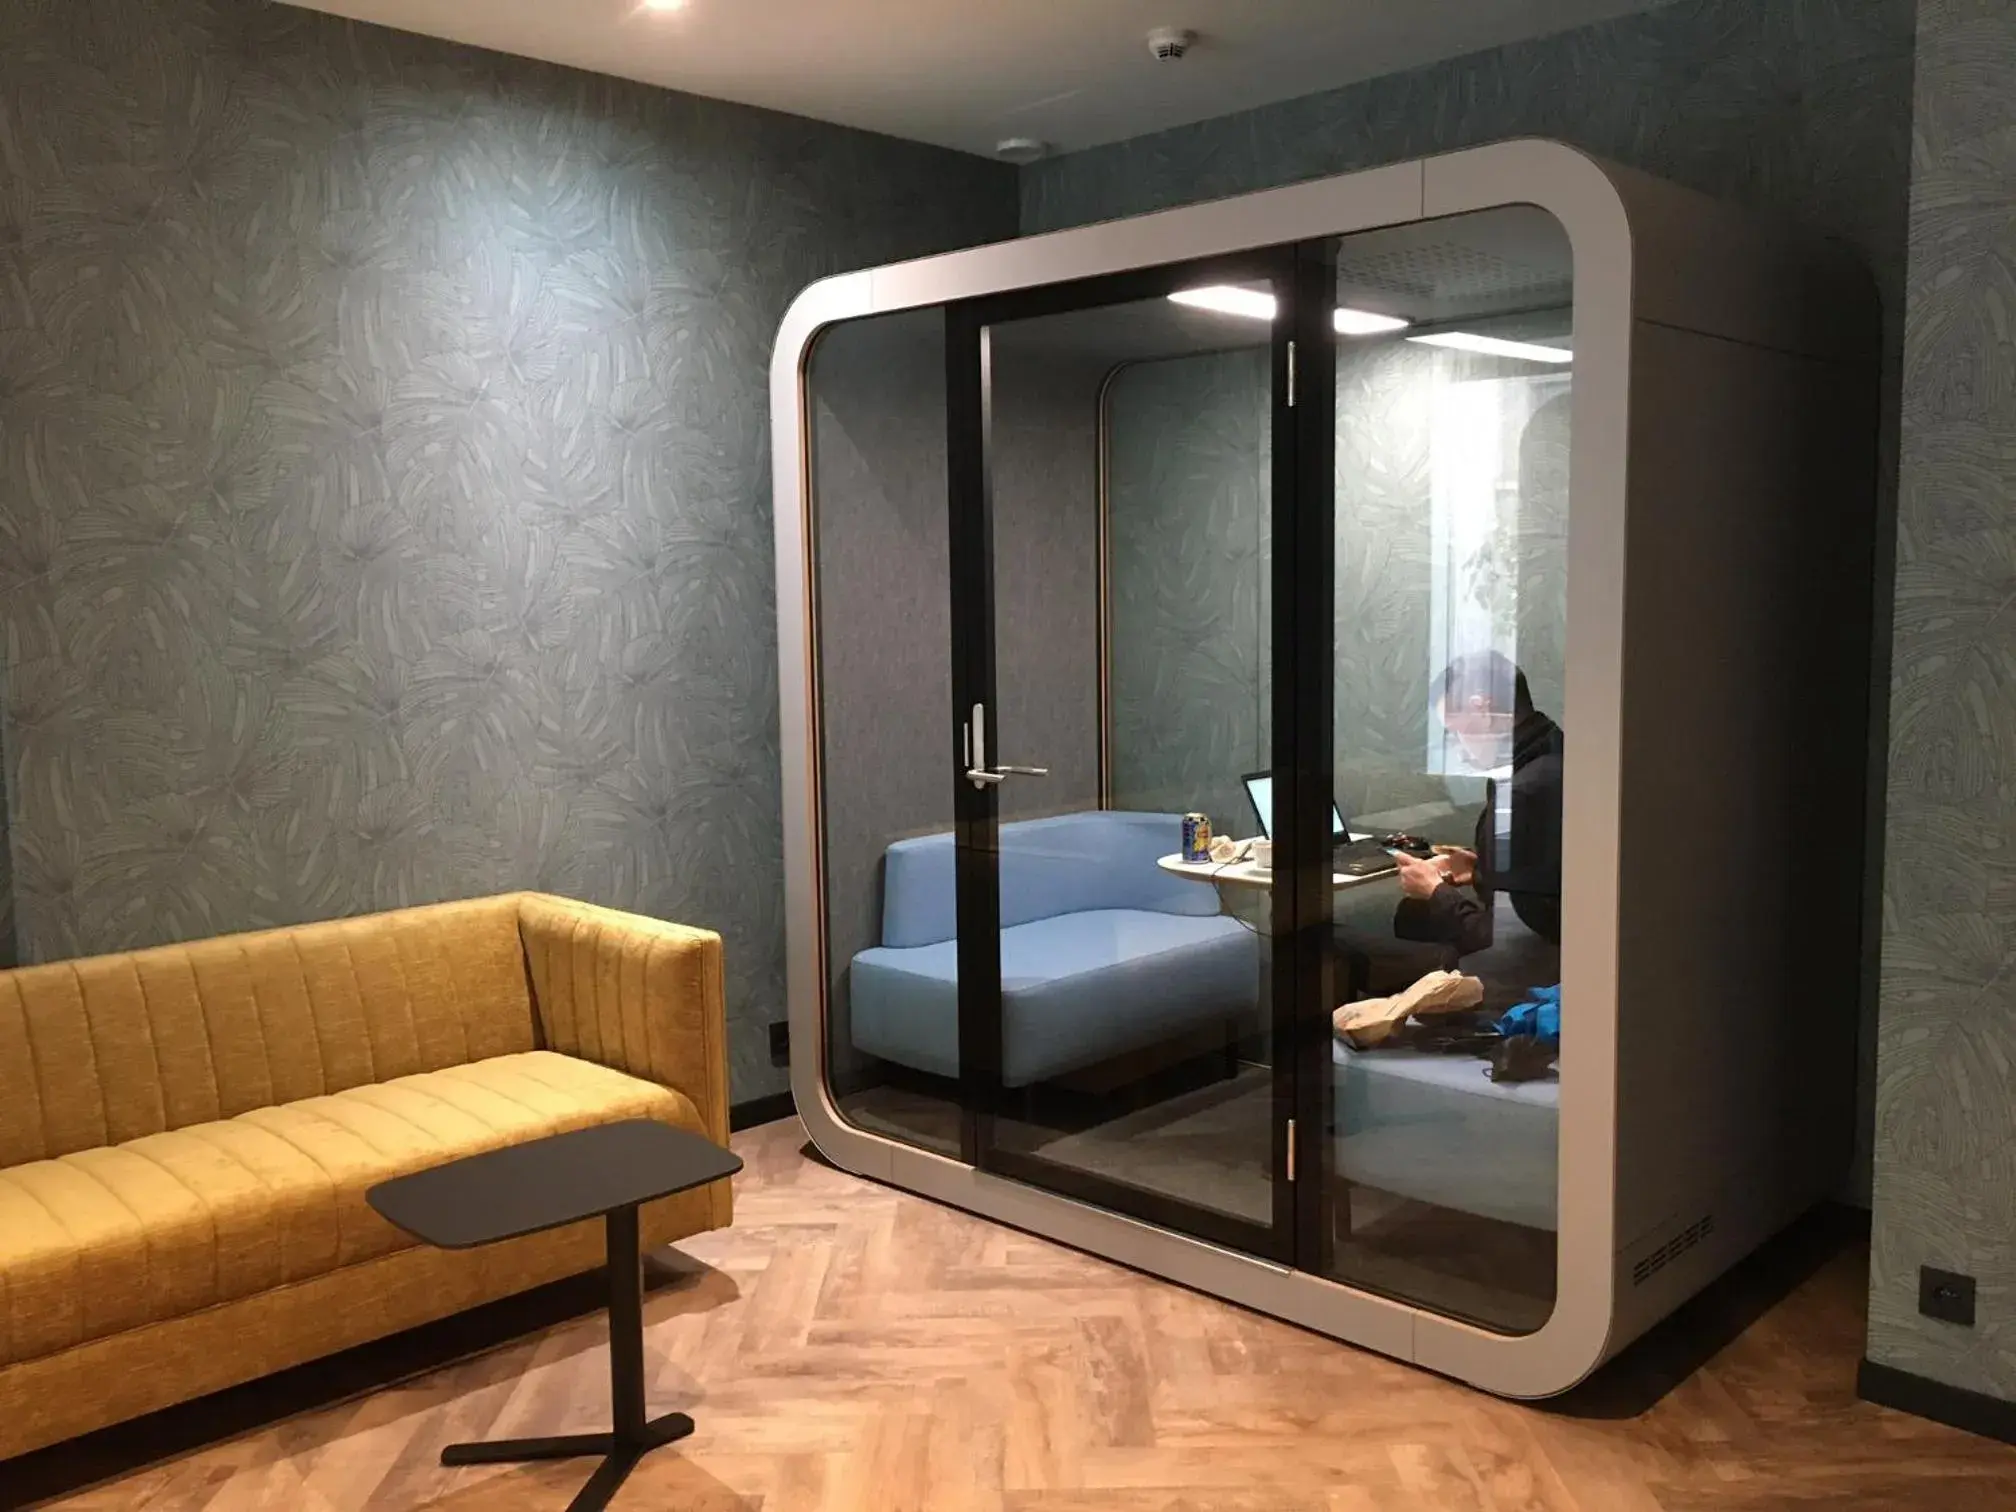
{"left": 1241, "top": 772, "right": 1348, "bottom": 841}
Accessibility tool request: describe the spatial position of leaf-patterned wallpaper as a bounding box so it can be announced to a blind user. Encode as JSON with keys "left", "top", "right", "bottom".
{"left": 1867, "top": 0, "right": 2016, "bottom": 1405}
{"left": 0, "top": 0, "right": 1016, "bottom": 1098}
{"left": 1106, "top": 351, "right": 1272, "bottom": 830}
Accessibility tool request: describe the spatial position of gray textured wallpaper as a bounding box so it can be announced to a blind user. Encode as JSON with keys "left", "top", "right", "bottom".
{"left": 809, "top": 312, "right": 954, "bottom": 1091}
{"left": 990, "top": 344, "right": 1106, "bottom": 825}
{"left": 0, "top": 0, "right": 1016, "bottom": 1101}
{"left": 1867, "top": 0, "right": 2016, "bottom": 1405}
{"left": 1106, "top": 351, "right": 1272, "bottom": 829}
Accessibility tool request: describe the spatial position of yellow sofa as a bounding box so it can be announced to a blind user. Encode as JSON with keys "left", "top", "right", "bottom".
{"left": 0, "top": 892, "right": 734, "bottom": 1462}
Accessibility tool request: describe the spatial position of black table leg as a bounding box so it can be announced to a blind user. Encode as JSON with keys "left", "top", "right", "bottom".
{"left": 441, "top": 1202, "right": 694, "bottom": 1511}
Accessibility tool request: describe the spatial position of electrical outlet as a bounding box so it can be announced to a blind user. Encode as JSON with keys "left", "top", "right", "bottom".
{"left": 768, "top": 1020, "right": 790, "bottom": 1067}
{"left": 1919, "top": 1265, "right": 1976, "bottom": 1327}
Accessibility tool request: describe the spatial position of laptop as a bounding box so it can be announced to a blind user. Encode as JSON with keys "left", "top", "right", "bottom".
{"left": 1240, "top": 771, "right": 1346, "bottom": 843}
{"left": 1241, "top": 772, "right": 1400, "bottom": 879}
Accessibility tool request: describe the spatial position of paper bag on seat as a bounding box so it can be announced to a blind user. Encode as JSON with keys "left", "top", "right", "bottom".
{"left": 1331, "top": 970, "right": 1484, "bottom": 1049}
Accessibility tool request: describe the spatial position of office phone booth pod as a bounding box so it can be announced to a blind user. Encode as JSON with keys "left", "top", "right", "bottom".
{"left": 808, "top": 200, "right": 1582, "bottom": 1329}
{"left": 777, "top": 142, "right": 1878, "bottom": 1396}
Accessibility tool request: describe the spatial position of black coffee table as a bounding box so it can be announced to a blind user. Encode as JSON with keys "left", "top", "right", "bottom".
{"left": 368, "top": 1119, "right": 743, "bottom": 1512}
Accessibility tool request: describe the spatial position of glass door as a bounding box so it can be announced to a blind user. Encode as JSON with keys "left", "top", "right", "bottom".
{"left": 946, "top": 248, "right": 1333, "bottom": 1261}
{"left": 1313, "top": 206, "right": 1574, "bottom": 1334}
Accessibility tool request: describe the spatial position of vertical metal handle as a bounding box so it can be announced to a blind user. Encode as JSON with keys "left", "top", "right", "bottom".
{"left": 966, "top": 703, "right": 1004, "bottom": 787}
{"left": 965, "top": 703, "right": 1047, "bottom": 788}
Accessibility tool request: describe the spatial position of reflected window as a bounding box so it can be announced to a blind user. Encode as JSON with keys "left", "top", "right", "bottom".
{"left": 1425, "top": 367, "right": 1571, "bottom": 776}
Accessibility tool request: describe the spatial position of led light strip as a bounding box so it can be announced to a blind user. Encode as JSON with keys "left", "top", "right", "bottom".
{"left": 1169, "top": 286, "right": 1407, "bottom": 337}
{"left": 1168, "top": 285, "right": 1571, "bottom": 363}
{"left": 1405, "top": 330, "right": 1573, "bottom": 364}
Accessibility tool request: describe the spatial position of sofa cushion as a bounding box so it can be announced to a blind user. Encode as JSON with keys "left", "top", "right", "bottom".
{"left": 0, "top": 1051, "right": 694, "bottom": 1368}
{"left": 852, "top": 909, "right": 1259, "bottom": 1086}
{"left": 881, "top": 811, "right": 1218, "bottom": 949}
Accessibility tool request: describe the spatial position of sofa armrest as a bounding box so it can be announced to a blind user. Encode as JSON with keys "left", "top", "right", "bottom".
{"left": 515, "top": 894, "right": 731, "bottom": 1145}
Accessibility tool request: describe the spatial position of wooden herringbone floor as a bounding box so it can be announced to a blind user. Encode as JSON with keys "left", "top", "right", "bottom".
{"left": 25, "top": 1118, "right": 2016, "bottom": 1511}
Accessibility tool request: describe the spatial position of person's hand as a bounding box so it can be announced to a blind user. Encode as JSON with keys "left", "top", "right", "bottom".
{"left": 1395, "top": 852, "right": 1447, "bottom": 900}
{"left": 1434, "top": 846, "right": 1478, "bottom": 887}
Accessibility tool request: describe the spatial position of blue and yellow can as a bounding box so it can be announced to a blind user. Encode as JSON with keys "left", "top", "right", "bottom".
{"left": 1181, "top": 812, "right": 1213, "bottom": 863}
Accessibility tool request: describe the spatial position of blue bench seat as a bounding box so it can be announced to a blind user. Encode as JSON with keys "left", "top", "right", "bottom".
{"left": 1332, "top": 1040, "right": 1558, "bottom": 1231}
{"left": 849, "top": 812, "right": 1260, "bottom": 1087}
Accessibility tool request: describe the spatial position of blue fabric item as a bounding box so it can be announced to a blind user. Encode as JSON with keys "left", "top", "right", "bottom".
{"left": 1495, "top": 985, "right": 1562, "bottom": 1048}
{"left": 851, "top": 908, "right": 1258, "bottom": 1086}
{"left": 1332, "top": 1040, "right": 1559, "bottom": 1231}
{"left": 878, "top": 811, "right": 1218, "bottom": 949}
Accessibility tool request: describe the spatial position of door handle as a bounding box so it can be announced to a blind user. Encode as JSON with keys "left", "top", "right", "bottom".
{"left": 967, "top": 764, "right": 1048, "bottom": 787}
{"left": 964, "top": 704, "right": 1049, "bottom": 789}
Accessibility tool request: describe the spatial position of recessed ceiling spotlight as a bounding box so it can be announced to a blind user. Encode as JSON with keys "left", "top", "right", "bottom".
{"left": 639, "top": 0, "right": 688, "bottom": 12}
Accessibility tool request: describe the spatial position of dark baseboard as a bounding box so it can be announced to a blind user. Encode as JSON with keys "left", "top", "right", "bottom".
{"left": 1859, "top": 1357, "right": 2016, "bottom": 1445}
{"left": 729, "top": 1091, "right": 796, "bottom": 1132}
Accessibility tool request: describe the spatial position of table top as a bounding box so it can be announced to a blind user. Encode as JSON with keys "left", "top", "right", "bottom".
{"left": 367, "top": 1119, "right": 743, "bottom": 1251}
{"left": 1157, "top": 848, "right": 1399, "bottom": 893}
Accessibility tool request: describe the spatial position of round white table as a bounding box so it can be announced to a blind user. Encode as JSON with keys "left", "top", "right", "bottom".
{"left": 1156, "top": 848, "right": 1402, "bottom": 893}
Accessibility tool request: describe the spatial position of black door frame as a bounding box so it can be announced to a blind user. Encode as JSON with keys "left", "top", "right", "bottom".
{"left": 944, "top": 242, "right": 1336, "bottom": 1264}
{"left": 1281, "top": 239, "right": 1338, "bottom": 1270}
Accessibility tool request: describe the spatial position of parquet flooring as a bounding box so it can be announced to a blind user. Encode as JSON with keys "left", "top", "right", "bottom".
{"left": 21, "top": 1117, "right": 2016, "bottom": 1512}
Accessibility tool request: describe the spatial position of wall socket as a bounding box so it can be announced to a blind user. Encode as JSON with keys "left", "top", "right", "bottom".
{"left": 1919, "top": 1265, "right": 1977, "bottom": 1327}
{"left": 768, "top": 1020, "right": 790, "bottom": 1067}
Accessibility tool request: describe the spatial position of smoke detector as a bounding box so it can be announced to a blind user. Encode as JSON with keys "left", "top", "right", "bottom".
{"left": 994, "top": 137, "right": 1050, "bottom": 164}
{"left": 1147, "top": 26, "right": 1196, "bottom": 61}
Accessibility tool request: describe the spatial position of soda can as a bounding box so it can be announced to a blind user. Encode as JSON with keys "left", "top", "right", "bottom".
{"left": 1181, "top": 812, "right": 1213, "bottom": 863}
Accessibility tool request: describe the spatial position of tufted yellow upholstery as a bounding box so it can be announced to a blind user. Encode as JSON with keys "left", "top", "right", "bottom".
{"left": 517, "top": 892, "right": 731, "bottom": 1146}
{"left": 0, "top": 895, "right": 734, "bottom": 1461}
{"left": 0, "top": 895, "right": 538, "bottom": 1168}
{"left": 0, "top": 1052, "right": 700, "bottom": 1367}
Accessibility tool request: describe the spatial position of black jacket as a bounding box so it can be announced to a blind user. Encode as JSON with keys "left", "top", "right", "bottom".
{"left": 1393, "top": 709, "right": 1564, "bottom": 956}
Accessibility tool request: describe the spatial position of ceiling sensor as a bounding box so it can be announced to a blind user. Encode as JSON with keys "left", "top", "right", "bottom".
{"left": 1147, "top": 27, "right": 1196, "bottom": 61}
{"left": 994, "top": 137, "right": 1050, "bottom": 164}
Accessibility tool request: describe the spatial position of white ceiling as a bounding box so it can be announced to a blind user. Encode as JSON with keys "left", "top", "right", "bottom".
{"left": 279, "top": 0, "right": 1675, "bottom": 159}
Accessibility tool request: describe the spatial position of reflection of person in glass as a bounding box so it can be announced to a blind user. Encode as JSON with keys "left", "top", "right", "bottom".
{"left": 1393, "top": 650, "right": 1564, "bottom": 956}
